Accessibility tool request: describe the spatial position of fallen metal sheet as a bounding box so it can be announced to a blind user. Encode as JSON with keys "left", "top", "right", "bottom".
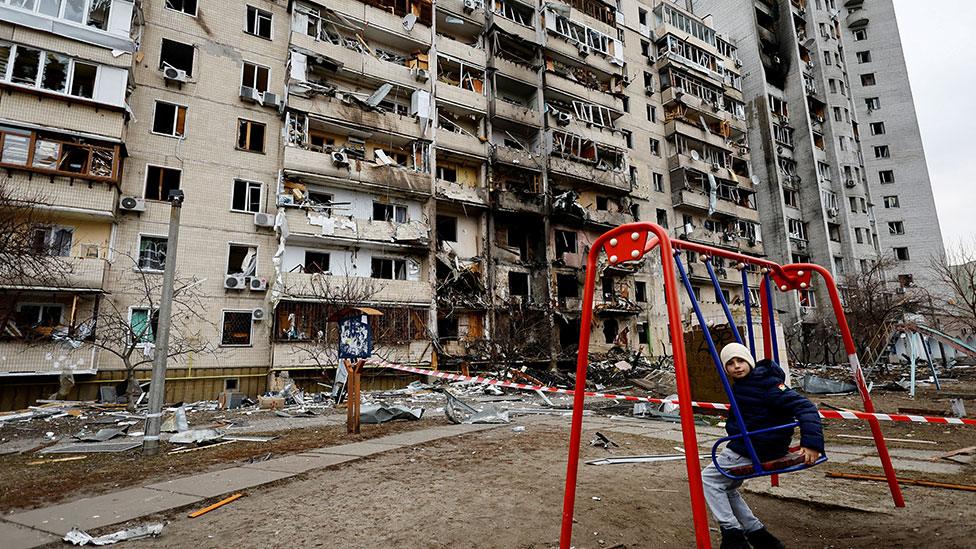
{"left": 64, "top": 522, "right": 164, "bottom": 546}
{"left": 359, "top": 404, "right": 424, "bottom": 424}
{"left": 74, "top": 428, "right": 126, "bottom": 442}
{"left": 40, "top": 441, "right": 142, "bottom": 454}
{"left": 586, "top": 453, "right": 710, "bottom": 466}
{"left": 797, "top": 374, "right": 857, "bottom": 394}
{"left": 169, "top": 428, "right": 224, "bottom": 444}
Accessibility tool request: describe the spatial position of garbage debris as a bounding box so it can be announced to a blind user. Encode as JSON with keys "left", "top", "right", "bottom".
{"left": 64, "top": 522, "right": 164, "bottom": 545}
{"left": 169, "top": 428, "right": 224, "bottom": 444}
{"left": 74, "top": 428, "right": 126, "bottom": 442}
{"left": 444, "top": 391, "right": 510, "bottom": 424}
{"left": 359, "top": 404, "right": 424, "bottom": 424}
{"left": 590, "top": 432, "right": 619, "bottom": 449}
{"left": 796, "top": 374, "right": 857, "bottom": 395}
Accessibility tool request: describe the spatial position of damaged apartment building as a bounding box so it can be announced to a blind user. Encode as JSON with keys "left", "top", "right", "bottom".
{"left": 1, "top": 0, "right": 777, "bottom": 405}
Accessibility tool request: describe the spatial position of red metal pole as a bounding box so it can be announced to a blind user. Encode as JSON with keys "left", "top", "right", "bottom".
{"left": 799, "top": 264, "right": 905, "bottom": 507}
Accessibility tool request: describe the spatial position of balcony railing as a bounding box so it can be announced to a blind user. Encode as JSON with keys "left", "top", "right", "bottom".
{"left": 0, "top": 128, "right": 122, "bottom": 184}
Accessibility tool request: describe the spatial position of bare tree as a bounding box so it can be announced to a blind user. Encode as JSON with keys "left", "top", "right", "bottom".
{"left": 0, "top": 178, "right": 72, "bottom": 331}
{"left": 841, "top": 256, "right": 927, "bottom": 363}
{"left": 929, "top": 239, "right": 976, "bottom": 334}
{"left": 82, "top": 252, "right": 216, "bottom": 402}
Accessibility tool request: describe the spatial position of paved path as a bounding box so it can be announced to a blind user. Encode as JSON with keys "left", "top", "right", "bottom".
{"left": 0, "top": 423, "right": 498, "bottom": 549}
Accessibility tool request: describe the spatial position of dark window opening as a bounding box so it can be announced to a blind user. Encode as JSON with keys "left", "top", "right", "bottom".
{"left": 557, "top": 274, "right": 578, "bottom": 299}
{"left": 635, "top": 281, "right": 647, "bottom": 302}
{"left": 601, "top": 276, "right": 614, "bottom": 299}
{"left": 166, "top": 0, "right": 198, "bottom": 16}
{"left": 227, "top": 244, "right": 257, "bottom": 276}
{"left": 437, "top": 316, "right": 459, "bottom": 341}
{"left": 144, "top": 166, "right": 181, "bottom": 201}
{"left": 245, "top": 6, "right": 273, "bottom": 39}
{"left": 508, "top": 271, "right": 529, "bottom": 297}
{"left": 436, "top": 215, "right": 458, "bottom": 243}
{"left": 555, "top": 230, "right": 577, "bottom": 256}
{"left": 237, "top": 119, "right": 265, "bottom": 152}
{"left": 159, "top": 39, "right": 194, "bottom": 76}
{"left": 371, "top": 257, "right": 407, "bottom": 280}
{"left": 304, "top": 251, "right": 330, "bottom": 274}
{"left": 221, "top": 311, "right": 252, "bottom": 345}
{"left": 602, "top": 318, "right": 619, "bottom": 344}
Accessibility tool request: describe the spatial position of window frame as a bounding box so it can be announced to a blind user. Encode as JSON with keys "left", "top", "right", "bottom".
{"left": 164, "top": 0, "right": 199, "bottom": 17}
{"left": 128, "top": 306, "right": 156, "bottom": 347}
{"left": 245, "top": 5, "right": 274, "bottom": 40}
{"left": 143, "top": 164, "right": 183, "bottom": 202}
{"left": 236, "top": 118, "right": 266, "bottom": 153}
{"left": 231, "top": 179, "right": 263, "bottom": 213}
{"left": 137, "top": 233, "right": 169, "bottom": 273}
{"left": 225, "top": 242, "right": 258, "bottom": 277}
{"left": 151, "top": 100, "right": 188, "bottom": 138}
{"left": 159, "top": 38, "right": 195, "bottom": 77}
{"left": 241, "top": 60, "right": 270, "bottom": 94}
{"left": 220, "top": 309, "right": 255, "bottom": 347}
{"left": 0, "top": 42, "right": 101, "bottom": 101}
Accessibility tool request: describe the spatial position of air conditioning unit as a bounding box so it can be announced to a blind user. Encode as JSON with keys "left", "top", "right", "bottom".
{"left": 412, "top": 67, "right": 430, "bottom": 82}
{"left": 711, "top": 162, "right": 721, "bottom": 171}
{"left": 249, "top": 277, "right": 268, "bottom": 291}
{"left": 827, "top": 207, "right": 838, "bottom": 218}
{"left": 462, "top": 0, "right": 478, "bottom": 12}
{"left": 331, "top": 150, "right": 350, "bottom": 167}
{"left": 644, "top": 86, "right": 654, "bottom": 96}
{"left": 253, "top": 212, "right": 275, "bottom": 227}
{"left": 224, "top": 274, "right": 246, "bottom": 290}
{"left": 734, "top": 58, "right": 742, "bottom": 68}
{"left": 252, "top": 308, "right": 266, "bottom": 321}
{"left": 845, "top": 179, "right": 857, "bottom": 188}
{"left": 262, "top": 92, "right": 280, "bottom": 107}
{"left": 240, "top": 86, "right": 262, "bottom": 103}
{"left": 556, "top": 112, "right": 572, "bottom": 126}
{"left": 119, "top": 196, "right": 146, "bottom": 212}
{"left": 796, "top": 241, "right": 807, "bottom": 250}
{"left": 163, "top": 66, "right": 188, "bottom": 83}
{"left": 577, "top": 43, "right": 590, "bottom": 57}
{"left": 646, "top": 55, "right": 656, "bottom": 65}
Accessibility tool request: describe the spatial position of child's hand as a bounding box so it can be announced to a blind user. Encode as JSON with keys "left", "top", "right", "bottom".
{"left": 799, "top": 447, "right": 821, "bottom": 465}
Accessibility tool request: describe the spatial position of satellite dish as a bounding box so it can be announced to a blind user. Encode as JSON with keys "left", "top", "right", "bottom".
{"left": 690, "top": 150, "right": 701, "bottom": 161}
{"left": 402, "top": 13, "right": 417, "bottom": 31}
{"left": 751, "top": 175, "right": 760, "bottom": 186}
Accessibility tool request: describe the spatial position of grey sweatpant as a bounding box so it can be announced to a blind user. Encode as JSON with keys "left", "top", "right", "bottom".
{"left": 701, "top": 448, "right": 764, "bottom": 533}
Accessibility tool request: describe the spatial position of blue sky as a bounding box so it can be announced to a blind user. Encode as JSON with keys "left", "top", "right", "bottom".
{"left": 893, "top": 0, "right": 974, "bottom": 248}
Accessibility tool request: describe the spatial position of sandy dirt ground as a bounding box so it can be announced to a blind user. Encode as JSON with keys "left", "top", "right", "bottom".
{"left": 97, "top": 415, "right": 976, "bottom": 549}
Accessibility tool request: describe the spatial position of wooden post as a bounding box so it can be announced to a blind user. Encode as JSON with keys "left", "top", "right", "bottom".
{"left": 344, "top": 358, "right": 365, "bottom": 434}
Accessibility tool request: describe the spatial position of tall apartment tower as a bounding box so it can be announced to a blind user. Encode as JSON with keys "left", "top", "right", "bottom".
{"left": 840, "top": 0, "right": 944, "bottom": 289}
{"left": 693, "top": 0, "right": 885, "bottom": 326}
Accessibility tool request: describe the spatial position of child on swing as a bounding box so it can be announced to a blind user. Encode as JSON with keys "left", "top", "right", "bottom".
{"left": 703, "top": 343, "right": 824, "bottom": 549}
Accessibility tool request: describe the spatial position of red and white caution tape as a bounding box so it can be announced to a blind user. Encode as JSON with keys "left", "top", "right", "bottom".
{"left": 367, "top": 359, "right": 976, "bottom": 427}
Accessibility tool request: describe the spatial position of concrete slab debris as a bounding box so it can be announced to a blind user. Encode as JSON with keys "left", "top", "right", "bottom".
{"left": 39, "top": 441, "right": 142, "bottom": 454}
{"left": 64, "top": 522, "right": 163, "bottom": 546}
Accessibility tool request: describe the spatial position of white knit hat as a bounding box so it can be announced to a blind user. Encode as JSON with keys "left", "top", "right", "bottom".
{"left": 720, "top": 342, "right": 755, "bottom": 370}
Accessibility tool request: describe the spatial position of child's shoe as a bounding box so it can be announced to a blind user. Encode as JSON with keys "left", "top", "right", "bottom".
{"left": 719, "top": 528, "right": 751, "bottom": 549}
{"left": 746, "top": 527, "right": 786, "bottom": 549}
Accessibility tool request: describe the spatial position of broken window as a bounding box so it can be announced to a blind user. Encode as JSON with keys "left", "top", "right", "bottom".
{"left": 31, "top": 225, "right": 73, "bottom": 257}
{"left": 787, "top": 218, "right": 806, "bottom": 240}
{"left": 86, "top": 0, "right": 109, "bottom": 30}
{"left": 508, "top": 271, "right": 529, "bottom": 297}
{"left": 784, "top": 189, "right": 799, "bottom": 208}
{"left": 165, "top": 0, "right": 198, "bottom": 16}
{"left": 227, "top": 244, "right": 257, "bottom": 276}
{"left": 373, "top": 202, "right": 408, "bottom": 223}
{"left": 864, "top": 97, "right": 880, "bottom": 111}
{"left": 548, "top": 229, "right": 575, "bottom": 258}
{"left": 493, "top": 0, "right": 533, "bottom": 26}
{"left": 70, "top": 61, "right": 96, "bottom": 97}
{"left": 436, "top": 165, "right": 457, "bottom": 182}
{"left": 888, "top": 221, "right": 905, "bottom": 235}
{"left": 160, "top": 38, "right": 194, "bottom": 77}
{"left": 436, "top": 216, "right": 457, "bottom": 243}
{"left": 129, "top": 308, "right": 156, "bottom": 344}
{"left": 828, "top": 223, "right": 841, "bottom": 242}
{"left": 860, "top": 73, "right": 875, "bottom": 86}
{"left": 303, "top": 251, "right": 330, "bottom": 274}
{"left": 635, "top": 281, "right": 647, "bottom": 303}
{"left": 152, "top": 101, "right": 187, "bottom": 137}
{"left": 12, "top": 45, "right": 41, "bottom": 86}
{"left": 893, "top": 247, "right": 910, "bottom": 261}
{"left": 237, "top": 119, "right": 265, "bottom": 152}
{"left": 879, "top": 170, "right": 894, "bottom": 184}
{"left": 869, "top": 121, "right": 885, "bottom": 135}
{"left": 232, "top": 179, "right": 262, "bottom": 213}
{"left": 572, "top": 101, "right": 617, "bottom": 129}
{"left": 221, "top": 311, "right": 253, "bottom": 346}
{"left": 138, "top": 235, "right": 168, "bottom": 271}
{"left": 245, "top": 6, "right": 273, "bottom": 39}
{"left": 144, "top": 165, "right": 181, "bottom": 201}
{"left": 602, "top": 318, "right": 618, "bottom": 344}
{"left": 371, "top": 257, "right": 407, "bottom": 280}
{"left": 874, "top": 145, "right": 890, "bottom": 159}
{"left": 40, "top": 52, "right": 68, "bottom": 92}
{"left": 242, "top": 61, "right": 269, "bottom": 93}
{"left": 649, "top": 138, "right": 660, "bottom": 156}
{"left": 556, "top": 274, "right": 578, "bottom": 299}
{"left": 883, "top": 195, "right": 899, "bottom": 209}
{"left": 655, "top": 208, "right": 668, "bottom": 228}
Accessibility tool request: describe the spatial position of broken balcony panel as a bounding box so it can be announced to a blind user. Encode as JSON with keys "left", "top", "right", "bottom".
{"left": 290, "top": 97, "right": 426, "bottom": 141}
{"left": 491, "top": 9, "right": 540, "bottom": 44}
{"left": 543, "top": 67, "right": 623, "bottom": 112}
{"left": 279, "top": 273, "right": 433, "bottom": 306}
{"left": 437, "top": 0, "right": 487, "bottom": 26}
{"left": 436, "top": 37, "right": 487, "bottom": 69}
{"left": 325, "top": 0, "right": 432, "bottom": 43}
{"left": 283, "top": 208, "right": 431, "bottom": 247}
{"left": 489, "top": 54, "right": 538, "bottom": 86}
{"left": 290, "top": 33, "right": 424, "bottom": 92}
{"left": 283, "top": 147, "right": 432, "bottom": 198}
{"left": 492, "top": 99, "right": 542, "bottom": 127}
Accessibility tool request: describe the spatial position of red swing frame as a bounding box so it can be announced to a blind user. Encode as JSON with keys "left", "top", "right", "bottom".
{"left": 559, "top": 222, "right": 903, "bottom": 549}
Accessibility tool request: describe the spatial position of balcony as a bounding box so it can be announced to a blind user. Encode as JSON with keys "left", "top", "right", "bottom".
{"left": 490, "top": 56, "right": 539, "bottom": 86}
{"left": 492, "top": 189, "right": 545, "bottom": 215}
{"left": 437, "top": 130, "right": 490, "bottom": 158}
{"left": 438, "top": 0, "right": 488, "bottom": 25}
{"left": 435, "top": 179, "right": 489, "bottom": 206}
{"left": 327, "top": 0, "right": 432, "bottom": 45}
{"left": 550, "top": 113, "right": 627, "bottom": 150}
{"left": 544, "top": 35, "right": 619, "bottom": 76}
{"left": 543, "top": 72, "right": 622, "bottom": 111}
{"left": 283, "top": 146, "right": 432, "bottom": 197}
{"left": 289, "top": 96, "right": 426, "bottom": 141}
{"left": 280, "top": 272, "right": 432, "bottom": 305}
{"left": 0, "top": 257, "right": 108, "bottom": 291}
{"left": 585, "top": 208, "right": 632, "bottom": 228}
{"left": 437, "top": 37, "right": 487, "bottom": 68}
{"left": 549, "top": 157, "right": 631, "bottom": 193}
{"left": 671, "top": 186, "right": 758, "bottom": 221}
{"left": 436, "top": 82, "right": 488, "bottom": 112}
{"left": 493, "top": 145, "right": 545, "bottom": 170}
{"left": 6, "top": 176, "right": 118, "bottom": 220}
{"left": 492, "top": 100, "right": 543, "bottom": 127}
{"left": 492, "top": 14, "right": 540, "bottom": 45}
{"left": 665, "top": 119, "right": 735, "bottom": 152}
{"left": 283, "top": 208, "right": 430, "bottom": 248}
{"left": 0, "top": 342, "right": 97, "bottom": 375}
{"left": 290, "top": 32, "right": 422, "bottom": 91}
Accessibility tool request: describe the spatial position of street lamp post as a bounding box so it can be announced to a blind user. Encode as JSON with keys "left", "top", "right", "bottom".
{"left": 143, "top": 189, "right": 185, "bottom": 455}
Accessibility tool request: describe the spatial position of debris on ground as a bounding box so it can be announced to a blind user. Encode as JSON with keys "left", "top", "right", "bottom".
{"left": 359, "top": 404, "right": 424, "bottom": 424}
{"left": 188, "top": 493, "right": 243, "bottom": 518}
{"left": 590, "top": 432, "right": 619, "bottom": 449}
{"left": 796, "top": 374, "right": 857, "bottom": 395}
{"left": 64, "top": 522, "right": 164, "bottom": 545}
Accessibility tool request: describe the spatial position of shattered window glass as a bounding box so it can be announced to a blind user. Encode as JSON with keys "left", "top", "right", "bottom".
{"left": 87, "top": 0, "right": 110, "bottom": 30}
{"left": 40, "top": 52, "right": 68, "bottom": 92}
{"left": 8, "top": 0, "right": 37, "bottom": 10}
{"left": 139, "top": 236, "right": 168, "bottom": 271}
{"left": 130, "top": 308, "right": 155, "bottom": 343}
{"left": 11, "top": 46, "right": 41, "bottom": 86}
{"left": 70, "top": 62, "right": 97, "bottom": 98}
{"left": 58, "top": 143, "right": 88, "bottom": 173}
{"left": 0, "top": 43, "right": 9, "bottom": 78}
{"left": 1, "top": 133, "right": 30, "bottom": 165}
{"left": 37, "top": 0, "right": 62, "bottom": 17}
{"left": 32, "top": 139, "right": 60, "bottom": 169}
{"left": 89, "top": 147, "right": 114, "bottom": 177}
{"left": 63, "top": 0, "right": 85, "bottom": 23}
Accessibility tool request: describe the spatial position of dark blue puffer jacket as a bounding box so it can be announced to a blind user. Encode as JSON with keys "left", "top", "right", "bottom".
{"left": 725, "top": 359, "right": 824, "bottom": 461}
